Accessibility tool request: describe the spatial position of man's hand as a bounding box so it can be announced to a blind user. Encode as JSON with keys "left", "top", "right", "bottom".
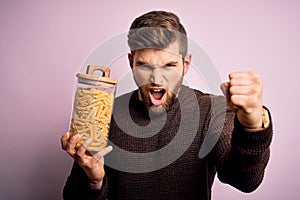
{"left": 61, "top": 132, "right": 112, "bottom": 189}
{"left": 220, "top": 71, "right": 264, "bottom": 129}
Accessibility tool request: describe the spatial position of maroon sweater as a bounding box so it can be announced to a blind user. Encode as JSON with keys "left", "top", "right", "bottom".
{"left": 63, "top": 86, "right": 273, "bottom": 200}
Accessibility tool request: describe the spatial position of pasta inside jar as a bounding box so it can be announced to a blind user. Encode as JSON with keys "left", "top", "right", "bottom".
{"left": 69, "top": 65, "right": 117, "bottom": 152}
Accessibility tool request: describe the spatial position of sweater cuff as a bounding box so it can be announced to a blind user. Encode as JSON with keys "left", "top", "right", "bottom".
{"left": 82, "top": 176, "right": 108, "bottom": 199}
{"left": 63, "top": 162, "right": 108, "bottom": 200}
{"left": 232, "top": 108, "right": 273, "bottom": 155}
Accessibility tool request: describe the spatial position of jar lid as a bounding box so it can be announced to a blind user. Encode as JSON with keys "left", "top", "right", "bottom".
{"left": 76, "top": 65, "right": 118, "bottom": 87}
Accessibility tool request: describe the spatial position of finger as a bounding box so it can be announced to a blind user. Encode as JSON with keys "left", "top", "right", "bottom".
{"left": 229, "top": 72, "right": 261, "bottom": 86}
{"left": 230, "top": 78, "right": 253, "bottom": 87}
{"left": 77, "top": 138, "right": 93, "bottom": 157}
{"left": 66, "top": 134, "right": 81, "bottom": 156}
{"left": 61, "top": 132, "right": 70, "bottom": 150}
{"left": 230, "top": 94, "right": 261, "bottom": 114}
{"left": 229, "top": 71, "right": 258, "bottom": 79}
{"left": 94, "top": 146, "right": 113, "bottom": 162}
{"left": 220, "top": 82, "right": 229, "bottom": 96}
{"left": 230, "top": 95, "right": 247, "bottom": 108}
{"left": 229, "top": 85, "right": 253, "bottom": 96}
{"left": 220, "top": 82, "right": 232, "bottom": 108}
{"left": 221, "top": 82, "right": 242, "bottom": 112}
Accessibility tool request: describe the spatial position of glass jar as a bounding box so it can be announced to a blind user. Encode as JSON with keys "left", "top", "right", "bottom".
{"left": 69, "top": 65, "right": 118, "bottom": 152}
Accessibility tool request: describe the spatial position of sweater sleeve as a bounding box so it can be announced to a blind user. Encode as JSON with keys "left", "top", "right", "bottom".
{"left": 63, "top": 162, "right": 108, "bottom": 200}
{"left": 215, "top": 107, "right": 273, "bottom": 193}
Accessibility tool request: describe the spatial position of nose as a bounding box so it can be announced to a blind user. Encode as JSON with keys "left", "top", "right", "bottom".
{"left": 150, "top": 68, "right": 164, "bottom": 85}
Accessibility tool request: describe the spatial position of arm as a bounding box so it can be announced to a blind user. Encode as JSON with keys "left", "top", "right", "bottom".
{"left": 215, "top": 109, "right": 272, "bottom": 192}
{"left": 63, "top": 162, "right": 109, "bottom": 200}
{"left": 215, "top": 71, "right": 273, "bottom": 192}
{"left": 61, "top": 132, "right": 112, "bottom": 199}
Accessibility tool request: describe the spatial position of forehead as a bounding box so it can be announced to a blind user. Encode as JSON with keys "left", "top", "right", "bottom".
{"left": 133, "top": 41, "right": 182, "bottom": 64}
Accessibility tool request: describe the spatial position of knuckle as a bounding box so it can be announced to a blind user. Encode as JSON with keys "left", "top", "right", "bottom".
{"left": 249, "top": 71, "right": 262, "bottom": 83}
{"left": 70, "top": 136, "right": 77, "bottom": 143}
{"left": 251, "top": 84, "right": 262, "bottom": 95}
{"left": 229, "top": 77, "right": 236, "bottom": 84}
{"left": 249, "top": 85, "right": 258, "bottom": 93}
{"left": 65, "top": 144, "right": 76, "bottom": 155}
{"left": 60, "top": 133, "right": 70, "bottom": 149}
{"left": 229, "top": 72, "right": 237, "bottom": 79}
{"left": 247, "top": 71, "right": 256, "bottom": 76}
{"left": 248, "top": 71, "right": 259, "bottom": 79}
{"left": 257, "top": 78, "right": 263, "bottom": 86}
{"left": 244, "top": 108, "right": 252, "bottom": 114}
{"left": 66, "top": 147, "right": 73, "bottom": 155}
{"left": 61, "top": 140, "right": 66, "bottom": 150}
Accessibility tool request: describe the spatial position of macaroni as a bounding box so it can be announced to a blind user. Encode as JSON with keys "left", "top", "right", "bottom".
{"left": 70, "top": 87, "right": 114, "bottom": 151}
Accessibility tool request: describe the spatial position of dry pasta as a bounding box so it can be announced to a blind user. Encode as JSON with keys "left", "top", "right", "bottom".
{"left": 70, "top": 87, "right": 114, "bottom": 151}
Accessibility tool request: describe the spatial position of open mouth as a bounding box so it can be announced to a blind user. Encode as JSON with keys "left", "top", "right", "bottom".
{"left": 149, "top": 88, "right": 166, "bottom": 106}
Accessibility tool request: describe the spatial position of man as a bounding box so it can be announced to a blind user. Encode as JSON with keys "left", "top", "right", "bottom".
{"left": 61, "top": 11, "right": 272, "bottom": 199}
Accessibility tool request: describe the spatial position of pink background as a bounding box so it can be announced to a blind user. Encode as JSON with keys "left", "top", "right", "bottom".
{"left": 1, "top": 0, "right": 299, "bottom": 199}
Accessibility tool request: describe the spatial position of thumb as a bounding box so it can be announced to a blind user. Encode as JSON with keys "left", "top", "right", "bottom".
{"left": 220, "top": 82, "right": 239, "bottom": 112}
{"left": 61, "top": 132, "right": 70, "bottom": 150}
{"left": 220, "top": 82, "right": 233, "bottom": 110}
{"left": 220, "top": 82, "right": 229, "bottom": 96}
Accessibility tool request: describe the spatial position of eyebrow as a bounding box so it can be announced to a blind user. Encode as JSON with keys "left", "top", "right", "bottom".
{"left": 164, "top": 61, "right": 178, "bottom": 66}
{"left": 135, "top": 61, "right": 178, "bottom": 67}
{"left": 136, "top": 61, "right": 148, "bottom": 66}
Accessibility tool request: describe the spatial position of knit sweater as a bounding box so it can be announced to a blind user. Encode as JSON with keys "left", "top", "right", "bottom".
{"left": 63, "top": 86, "right": 273, "bottom": 200}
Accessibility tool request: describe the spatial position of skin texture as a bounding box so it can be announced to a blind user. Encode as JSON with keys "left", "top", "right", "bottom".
{"left": 61, "top": 132, "right": 112, "bottom": 189}
{"left": 128, "top": 41, "right": 191, "bottom": 115}
{"left": 61, "top": 40, "right": 264, "bottom": 189}
{"left": 220, "top": 71, "right": 263, "bottom": 129}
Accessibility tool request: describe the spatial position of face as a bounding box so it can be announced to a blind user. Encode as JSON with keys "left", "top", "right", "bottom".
{"left": 128, "top": 41, "right": 191, "bottom": 115}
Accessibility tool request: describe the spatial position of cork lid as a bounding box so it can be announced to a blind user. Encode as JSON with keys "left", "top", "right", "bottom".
{"left": 77, "top": 65, "right": 118, "bottom": 88}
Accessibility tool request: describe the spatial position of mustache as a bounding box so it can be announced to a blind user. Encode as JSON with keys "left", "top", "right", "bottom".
{"left": 139, "top": 85, "right": 176, "bottom": 111}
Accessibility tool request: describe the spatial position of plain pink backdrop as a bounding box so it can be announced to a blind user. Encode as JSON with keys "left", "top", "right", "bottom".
{"left": 1, "top": 0, "right": 299, "bottom": 199}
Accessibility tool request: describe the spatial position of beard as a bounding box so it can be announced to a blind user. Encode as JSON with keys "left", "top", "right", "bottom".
{"left": 138, "top": 77, "right": 183, "bottom": 116}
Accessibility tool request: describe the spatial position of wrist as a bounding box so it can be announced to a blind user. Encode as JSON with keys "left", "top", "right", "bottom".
{"left": 88, "top": 179, "right": 103, "bottom": 190}
{"left": 244, "top": 107, "right": 270, "bottom": 131}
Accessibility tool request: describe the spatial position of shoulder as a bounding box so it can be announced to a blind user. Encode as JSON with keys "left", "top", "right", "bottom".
{"left": 113, "top": 89, "right": 146, "bottom": 116}
{"left": 115, "top": 90, "right": 137, "bottom": 102}
{"left": 180, "top": 85, "right": 226, "bottom": 107}
{"left": 114, "top": 90, "right": 138, "bottom": 108}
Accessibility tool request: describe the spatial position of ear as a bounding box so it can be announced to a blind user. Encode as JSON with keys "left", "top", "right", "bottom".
{"left": 128, "top": 53, "right": 133, "bottom": 69}
{"left": 183, "top": 53, "right": 191, "bottom": 75}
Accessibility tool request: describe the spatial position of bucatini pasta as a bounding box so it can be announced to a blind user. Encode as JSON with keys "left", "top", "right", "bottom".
{"left": 70, "top": 87, "right": 114, "bottom": 151}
